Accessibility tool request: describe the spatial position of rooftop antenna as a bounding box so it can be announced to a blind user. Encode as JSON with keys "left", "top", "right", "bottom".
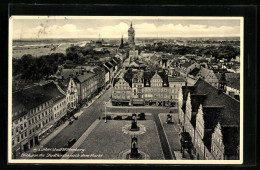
{"left": 131, "top": 21, "right": 132, "bottom": 27}
{"left": 99, "top": 33, "right": 100, "bottom": 40}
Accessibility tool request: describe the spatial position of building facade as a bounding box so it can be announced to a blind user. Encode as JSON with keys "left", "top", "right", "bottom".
{"left": 177, "top": 78, "right": 240, "bottom": 160}
{"left": 111, "top": 77, "right": 131, "bottom": 106}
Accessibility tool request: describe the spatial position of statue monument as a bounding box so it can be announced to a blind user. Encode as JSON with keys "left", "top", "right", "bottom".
{"left": 130, "top": 113, "right": 139, "bottom": 131}
{"left": 130, "top": 134, "right": 139, "bottom": 158}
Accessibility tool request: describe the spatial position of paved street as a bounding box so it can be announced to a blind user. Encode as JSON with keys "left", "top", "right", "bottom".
{"left": 42, "top": 88, "right": 112, "bottom": 152}
{"left": 35, "top": 89, "right": 179, "bottom": 160}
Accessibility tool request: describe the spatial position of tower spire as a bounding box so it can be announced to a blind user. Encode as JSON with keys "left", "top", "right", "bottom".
{"left": 131, "top": 21, "right": 132, "bottom": 27}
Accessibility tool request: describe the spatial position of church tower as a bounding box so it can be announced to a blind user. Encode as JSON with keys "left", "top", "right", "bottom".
{"left": 128, "top": 21, "right": 135, "bottom": 50}
{"left": 119, "top": 34, "right": 124, "bottom": 49}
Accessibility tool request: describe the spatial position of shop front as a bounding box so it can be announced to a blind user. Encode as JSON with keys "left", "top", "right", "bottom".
{"left": 132, "top": 99, "right": 145, "bottom": 106}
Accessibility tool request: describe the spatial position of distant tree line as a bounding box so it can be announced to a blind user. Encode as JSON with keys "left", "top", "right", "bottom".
{"left": 66, "top": 46, "right": 111, "bottom": 63}
{"left": 13, "top": 53, "right": 66, "bottom": 82}
{"left": 12, "top": 45, "right": 112, "bottom": 82}
{"left": 140, "top": 44, "right": 240, "bottom": 59}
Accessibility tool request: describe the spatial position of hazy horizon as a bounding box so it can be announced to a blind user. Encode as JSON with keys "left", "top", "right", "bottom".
{"left": 11, "top": 16, "right": 241, "bottom": 39}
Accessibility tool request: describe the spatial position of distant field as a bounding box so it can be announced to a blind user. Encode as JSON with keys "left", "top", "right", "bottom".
{"left": 12, "top": 44, "right": 72, "bottom": 58}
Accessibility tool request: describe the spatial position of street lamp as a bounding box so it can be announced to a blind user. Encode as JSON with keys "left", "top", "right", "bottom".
{"left": 104, "top": 102, "right": 107, "bottom": 123}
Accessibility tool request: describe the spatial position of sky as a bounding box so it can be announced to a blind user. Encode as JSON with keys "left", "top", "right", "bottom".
{"left": 11, "top": 16, "right": 242, "bottom": 39}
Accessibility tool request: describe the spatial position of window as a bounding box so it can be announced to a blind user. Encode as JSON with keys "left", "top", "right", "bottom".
{"left": 21, "top": 133, "right": 23, "bottom": 139}
{"left": 12, "top": 140, "right": 14, "bottom": 145}
{"left": 17, "top": 137, "right": 20, "bottom": 142}
{"left": 25, "top": 131, "right": 27, "bottom": 137}
{"left": 24, "top": 122, "right": 27, "bottom": 128}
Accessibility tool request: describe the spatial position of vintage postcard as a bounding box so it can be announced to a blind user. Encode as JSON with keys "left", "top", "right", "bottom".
{"left": 8, "top": 16, "right": 243, "bottom": 164}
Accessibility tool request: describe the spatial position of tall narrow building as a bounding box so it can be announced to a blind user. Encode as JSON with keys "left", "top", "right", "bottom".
{"left": 128, "top": 21, "right": 135, "bottom": 50}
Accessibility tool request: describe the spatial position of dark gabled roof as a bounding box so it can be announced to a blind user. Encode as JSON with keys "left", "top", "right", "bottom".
{"left": 105, "top": 62, "right": 113, "bottom": 69}
{"left": 189, "top": 67, "right": 200, "bottom": 77}
{"left": 157, "top": 71, "right": 169, "bottom": 87}
{"left": 203, "top": 129, "right": 214, "bottom": 150}
{"left": 13, "top": 85, "right": 53, "bottom": 112}
{"left": 193, "top": 78, "right": 240, "bottom": 126}
{"left": 143, "top": 71, "right": 155, "bottom": 87}
{"left": 12, "top": 82, "right": 65, "bottom": 115}
{"left": 222, "top": 126, "right": 239, "bottom": 155}
{"left": 191, "top": 94, "right": 207, "bottom": 112}
{"left": 113, "top": 78, "right": 120, "bottom": 86}
{"left": 203, "top": 106, "right": 223, "bottom": 130}
{"left": 226, "top": 77, "right": 240, "bottom": 90}
{"left": 123, "top": 70, "right": 133, "bottom": 88}
{"left": 110, "top": 59, "right": 117, "bottom": 66}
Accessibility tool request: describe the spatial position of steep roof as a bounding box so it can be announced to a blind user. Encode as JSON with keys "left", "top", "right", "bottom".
{"left": 222, "top": 126, "right": 239, "bottom": 155}
{"left": 226, "top": 77, "right": 240, "bottom": 90}
{"left": 193, "top": 78, "right": 240, "bottom": 126}
{"left": 143, "top": 71, "right": 155, "bottom": 87}
{"left": 181, "top": 61, "right": 192, "bottom": 68}
{"left": 12, "top": 82, "right": 65, "bottom": 117}
{"left": 189, "top": 67, "right": 200, "bottom": 77}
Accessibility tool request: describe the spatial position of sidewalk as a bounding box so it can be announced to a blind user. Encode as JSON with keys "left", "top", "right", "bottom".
{"left": 26, "top": 120, "right": 70, "bottom": 154}
{"left": 158, "top": 113, "right": 195, "bottom": 160}
{"left": 158, "top": 113, "right": 181, "bottom": 160}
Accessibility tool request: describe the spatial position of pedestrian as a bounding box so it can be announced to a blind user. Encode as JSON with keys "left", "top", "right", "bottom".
{"left": 99, "top": 116, "right": 100, "bottom": 120}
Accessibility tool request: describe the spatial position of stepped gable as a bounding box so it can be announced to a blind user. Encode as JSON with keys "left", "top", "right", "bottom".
{"left": 143, "top": 71, "right": 156, "bottom": 87}
{"left": 123, "top": 70, "right": 134, "bottom": 88}
{"left": 193, "top": 78, "right": 240, "bottom": 127}
{"left": 157, "top": 70, "right": 169, "bottom": 87}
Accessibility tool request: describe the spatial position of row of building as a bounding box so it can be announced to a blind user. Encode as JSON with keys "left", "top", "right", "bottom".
{"left": 12, "top": 57, "right": 123, "bottom": 158}
{"left": 111, "top": 62, "right": 186, "bottom": 106}
{"left": 170, "top": 58, "right": 240, "bottom": 100}
{"left": 178, "top": 78, "right": 240, "bottom": 160}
